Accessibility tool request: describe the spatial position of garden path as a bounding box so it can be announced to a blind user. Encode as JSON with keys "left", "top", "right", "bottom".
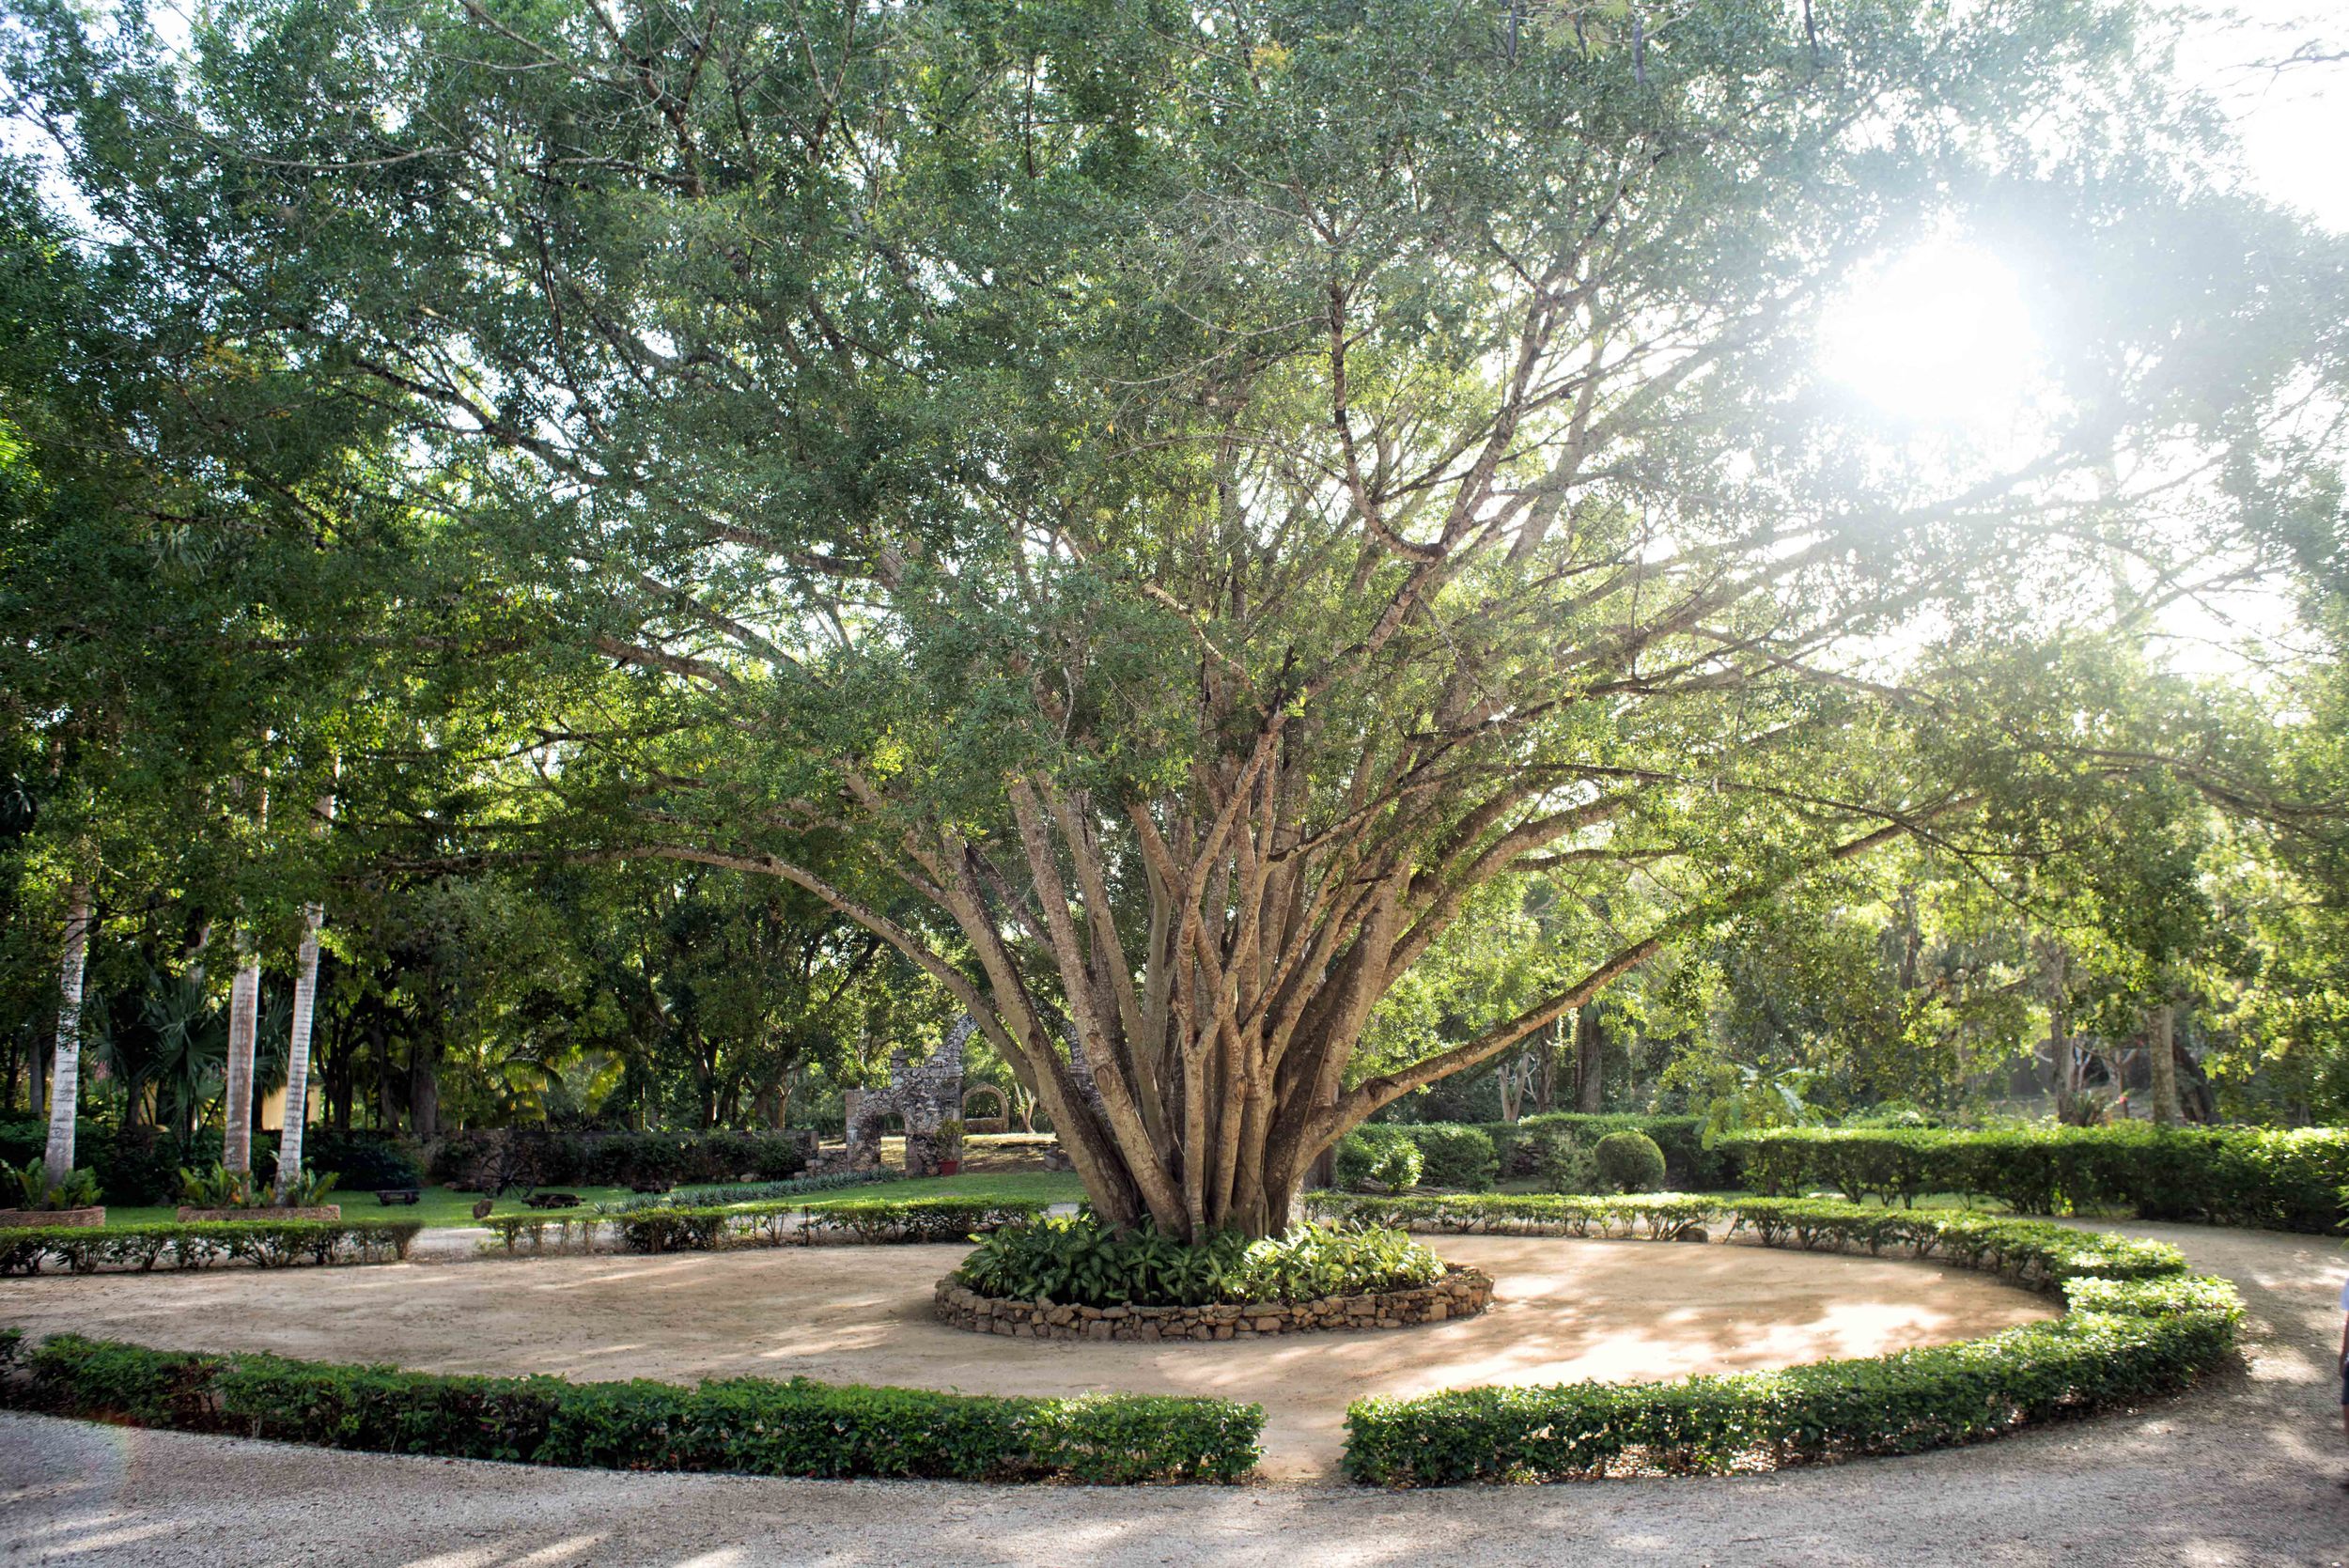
{"left": 0, "top": 1222, "right": 2340, "bottom": 1565}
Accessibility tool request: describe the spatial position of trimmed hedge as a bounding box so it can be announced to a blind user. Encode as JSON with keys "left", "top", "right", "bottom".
{"left": 0, "top": 1219, "right": 423, "bottom": 1276}
{"left": 428, "top": 1129, "right": 811, "bottom": 1190}
{"left": 1336, "top": 1124, "right": 1496, "bottom": 1191}
{"left": 1719, "top": 1124, "right": 2349, "bottom": 1232}
{"left": 1321, "top": 1190, "right": 2237, "bottom": 1484}
{"left": 1304, "top": 1192, "right": 2188, "bottom": 1281}
{"left": 483, "top": 1195, "right": 1050, "bottom": 1254}
{"left": 4, "top": 1333, "right": 1263, "bottom": 1483}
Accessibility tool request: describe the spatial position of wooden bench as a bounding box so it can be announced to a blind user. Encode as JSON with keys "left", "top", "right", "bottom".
{"left": 375, "top": 1188, "right": 422, "bottom": 1206}
{"left": 525, "top": 1191, "right": 583, "bottom": 1209}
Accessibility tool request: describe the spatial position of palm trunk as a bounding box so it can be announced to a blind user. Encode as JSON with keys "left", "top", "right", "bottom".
{"left": 222, "top": 946, "right": 261, "bottom": 1173}
{"left": 43, "top": 877, "right": 93, "bottom": 1186}
{"left": 273, "top": 901, "right": 326, "bottom": 1199}
{"left": 2146, "top": 1000, "right": 2181, "bottom": 1126}
{"left": 272, "top": 790, "right": 334, "bottom": 1202}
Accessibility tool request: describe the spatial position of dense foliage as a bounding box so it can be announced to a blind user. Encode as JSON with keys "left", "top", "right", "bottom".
{"left": 6, "top": 1334, "right": 1262, "bottom": 1483}
{"left": 955, "top": 1218, "right": 1445, "bottom": 1309}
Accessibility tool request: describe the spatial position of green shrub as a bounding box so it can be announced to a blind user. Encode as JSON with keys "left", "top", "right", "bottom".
{"left": 1486, "top": 1115, "right": 1731, "bottom": 1188}
{"left": 1593, "top": 1130, "right": 1667, "bottom": 1193}
{"left": 7, "top": 1158, "right": 99, "bottom": 1210}
{"left": 1364, "top": 1138, "right": 1424, "bottom": 1194}
{"left": 0, "top": 1219, "right": 422, "bottom": 1276}
{"left": 1334, "top": 1126, "right": 1412, "bottom": 1191}
{"left": 1718, "top": 1125, "right": 2349, "bottom": 1231}
{"left": 955, "top": 1216, "right": 1445, "bottom": 1309}
{"left": 1336, "top": 1124, "right": 1497, "bottom": 1192}
{"left": 178, "top": 1163, "right": 257, "bottom": 1208}
{"left": 1403, "top": 1125, "right": 1497, "bottom": 1190}
{"left": 9, "top": 1334, "right": 1261, "bottom": 1483}
{"left": 1527, "top": 1126, "right": 1600, "bottom": 1193}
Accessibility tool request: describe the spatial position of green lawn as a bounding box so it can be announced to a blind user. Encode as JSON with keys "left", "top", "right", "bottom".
{"left": 100, "top": 1169, "right": 1086, "bottom": 1229}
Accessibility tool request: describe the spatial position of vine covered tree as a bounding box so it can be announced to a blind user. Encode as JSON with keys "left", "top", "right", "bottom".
{"left": 9, "top": 0, "right": 2344, "bottom": 1234}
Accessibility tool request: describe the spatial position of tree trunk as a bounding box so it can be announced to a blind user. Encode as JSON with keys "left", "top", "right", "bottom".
{"left": 274, "top": 899, "right": 327, "bottom": 1199}
{"left": 43, "top": 877, "right": 92, "bottom": 1186}
{"left": 2146, "top": 1000, "right": 2181, "bottom": 1126}
{"left": 408, "top": 1038, "right": 440, "bottom": 1138}
{"left": 222, "top": 945, "right": 261, "bottom": 1173}
{"left": 1576, "top": 1005, "right": 1605, "bottom": 1113}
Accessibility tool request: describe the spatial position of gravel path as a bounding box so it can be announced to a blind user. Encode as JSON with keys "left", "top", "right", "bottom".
{"left": 2, "top": 1221, "right": 2344, "bottom": 1566}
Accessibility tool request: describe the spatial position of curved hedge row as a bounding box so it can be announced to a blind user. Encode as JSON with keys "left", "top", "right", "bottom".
{"left": 0, "top": 1219, "right": 423, "bottom": 1276}
{"left": 1312, "top": 1192, "right": 2241, "bottom": 1485}
{"left": 0, "top": 1332, "right": 1262, "bottom": 1484}
{"left": 1718, "top": 1124, "right": 2349, "bottom": 1232}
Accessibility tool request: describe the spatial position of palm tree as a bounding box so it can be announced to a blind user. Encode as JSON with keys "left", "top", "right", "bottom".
{"left": 42, "top": 877, "right": 91, "bottom": 1187}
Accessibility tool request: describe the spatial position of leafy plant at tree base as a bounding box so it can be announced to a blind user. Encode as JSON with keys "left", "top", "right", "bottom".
{"left": 276, "top": 1169, "right": 340, "bottom": 1206}
{"left": 177, "top": 1164, "right": 255, "bottom": 1209}
{"left": 955, "top": 1217, "right": 1444, "bottom": 1309}
{"left": 1593, "top": 1132, "right": 1668, "bottom": 1194}
{"left": 7, "top": 1160, "right": 99, "bottom": 1211}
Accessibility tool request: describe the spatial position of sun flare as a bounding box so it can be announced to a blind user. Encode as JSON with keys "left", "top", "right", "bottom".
{"left": 1819, "top": 240, "right": 2045, "bottom": 426}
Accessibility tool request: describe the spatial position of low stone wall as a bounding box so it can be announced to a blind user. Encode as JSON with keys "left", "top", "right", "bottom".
{"left": 932, "top": 1264, "right": 1493, "bottom": 1342}
{"left": 175, "top": 1204, "right": 342, "bottom": 1222}
{"left": 0, "top": 1206, "right": 103, "bottom": 1230}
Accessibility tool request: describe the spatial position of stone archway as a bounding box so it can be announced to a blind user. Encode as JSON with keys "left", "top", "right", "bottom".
{"left": 841, "top": 1017, "right": 972, "bottom": 1176}
{"left": 959, "top": 1083, "right": 1010, "bottom": 1136}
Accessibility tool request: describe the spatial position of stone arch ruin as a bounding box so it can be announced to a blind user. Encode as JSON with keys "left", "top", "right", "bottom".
{"left": 959, "top": 1083, "right": 1010, "bottom": 1135}
{"left": 837, "top": 1016, "right": 972, "bottom": 1177}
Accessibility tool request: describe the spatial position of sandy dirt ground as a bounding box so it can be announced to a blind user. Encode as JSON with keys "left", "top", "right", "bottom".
{"left": 3, "top": 1222, "right": 2344, "bottom": 1566}
{"left": 0, "top": 1235, "right": 2046, "bottom": 1478}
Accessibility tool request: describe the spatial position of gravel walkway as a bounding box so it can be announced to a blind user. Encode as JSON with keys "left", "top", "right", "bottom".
{"left": 2, "top": 1221, "right": 2344, "bottom": 1566}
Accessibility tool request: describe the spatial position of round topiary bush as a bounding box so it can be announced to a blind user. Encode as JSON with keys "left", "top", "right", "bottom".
{"left": 1593, "top": 1130, "right": 1667, "bottom": 1193}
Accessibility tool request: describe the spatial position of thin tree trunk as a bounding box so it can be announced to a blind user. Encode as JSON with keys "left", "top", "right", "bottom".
{"left": 222, "top": 770, "right": 267, "bottom": 1176}
{"left": 2146, "top": 1000, "right": 2181, "bottom": 1126}
{"left": 272, "top": 791, "right": 334, "bottom": 1201}
{"left": 223, "top": 949, "right": 261, "bottom": 1173}
{"left": 274, "top": 901, "right": 326, "bottom": 1198}
{"left": 43, "top": 877, "right": 92, "bottom": 1186}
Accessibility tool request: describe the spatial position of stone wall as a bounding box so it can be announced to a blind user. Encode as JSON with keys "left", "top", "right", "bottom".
{"left": 931, "top": 1265, "right": 1493, "bottom": 1342}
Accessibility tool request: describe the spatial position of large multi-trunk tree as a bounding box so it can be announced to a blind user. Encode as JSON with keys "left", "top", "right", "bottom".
{"left": 15, "top": 0, "right": 2341, "bottom": 1234}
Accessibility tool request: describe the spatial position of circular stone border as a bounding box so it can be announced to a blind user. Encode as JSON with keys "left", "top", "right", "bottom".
{"left": 931, "top": 1262, "right": 1494, "bottom": 1341}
